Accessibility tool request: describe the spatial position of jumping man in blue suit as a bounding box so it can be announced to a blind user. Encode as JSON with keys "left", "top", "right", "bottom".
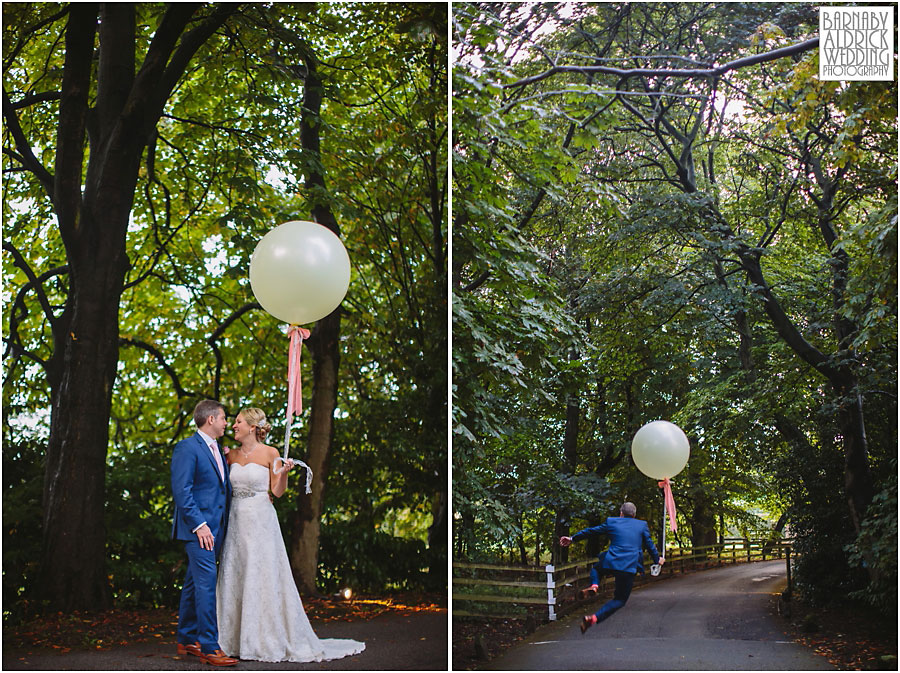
{"left": 560, "top": 501, "right": 665, "bottom": 633}
{"left": 171, "top": 399, "right": 237, "bottom": 666}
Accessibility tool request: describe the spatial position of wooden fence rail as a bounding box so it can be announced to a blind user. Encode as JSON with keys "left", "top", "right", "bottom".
{"left": 453, "top": 538, "right": 794, "bottom": 622}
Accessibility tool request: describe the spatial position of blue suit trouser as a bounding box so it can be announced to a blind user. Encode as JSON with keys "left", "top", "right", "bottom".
{"left": 177, "top": 536, "right": 223, "bottom": 654}
{"left": 591, "top": 567, "right": 636, "bottom": 623}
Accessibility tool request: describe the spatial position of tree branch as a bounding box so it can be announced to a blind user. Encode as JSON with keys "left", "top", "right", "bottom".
{"left": 152, "top": 4, "right": 242, "bottom": 124}
{"left": 505, "top": 38, "right": 819, "bottom": 89}
{"left": 2, "top": 4, "right": 71, "bottom": 72}
{"left": 2, "top": 338, "right": 47, "bottom": 374}
{"left": 54, "top": 3, "right": 99, "bottom": 244}
{"left": 119, "top": 337, "right": 196, "bottom": 399}
{"left": 3, "top": 241, "right": 63, "bottom": 325}
{"left": 2, "top": 88, "right": 55, "bottom": 196}
{"left": 95, "top": 4, "right": 136, "bottom": 140}
{"left": 9, "top": 91, "right": 63, "bottom": 109}
{"left": 207, "top": 302, "right": 263, "bottom": 400}
{"left": 462, "top": 269, "right": 491, "bottom": 293}
{"left": 706, "top": 206, "right": 839, "bottom": 380}
{"left": 162, "top": 112, "right": 266, "bottom": 141}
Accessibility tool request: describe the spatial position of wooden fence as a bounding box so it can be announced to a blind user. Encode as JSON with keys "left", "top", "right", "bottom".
{"left": 453, "top": 538, "right": 793, "bottom": 622}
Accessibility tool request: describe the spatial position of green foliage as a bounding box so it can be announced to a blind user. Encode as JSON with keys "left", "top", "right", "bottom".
{"left": 105, "top": 447, "right": 185, "bottom": 609}
{"left": 845, "top": 468, "right": 898, "bottom": 616}
{"left": 318, "top": 520, "right": 428, "bottom": 593}
{"left": 770, "top": 421, "right": 860, "bottom": 604}
{"left": 2, "top": 438, "right": 44, "bottom": 625}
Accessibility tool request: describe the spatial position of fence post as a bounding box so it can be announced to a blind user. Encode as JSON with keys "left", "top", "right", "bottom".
{"left": 545, "top": 564, "right": 556, "bottom": 621}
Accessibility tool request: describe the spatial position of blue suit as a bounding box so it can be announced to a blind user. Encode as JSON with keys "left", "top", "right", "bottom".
{"left": 171, "top": 433, "right": 232, "bottom": 654}
{"left": 573, "top": 516, "right": 660, "bottom": 623}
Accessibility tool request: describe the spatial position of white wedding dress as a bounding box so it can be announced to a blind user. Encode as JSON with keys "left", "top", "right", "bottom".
{"left": 216, "top": 462, "right": 365, "bottom": 662}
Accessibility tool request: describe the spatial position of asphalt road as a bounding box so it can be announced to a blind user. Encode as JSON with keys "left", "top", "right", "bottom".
{"left": 4, "top": 610, "right": 447, "bottom": 671}
{"left": 480, "top": 560, "right": 835, "bottom": 671}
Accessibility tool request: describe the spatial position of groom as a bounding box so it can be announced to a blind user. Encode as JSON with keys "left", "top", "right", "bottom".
{"left": 171, "top": 399, "right": 237, "bottom": 666}
{"left": 560, "top": 501, "right": 664, "bottom": 634}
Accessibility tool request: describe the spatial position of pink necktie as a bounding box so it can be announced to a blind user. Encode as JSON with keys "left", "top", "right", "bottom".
{"left": 209, "top": 442, "right": 224, "bottom": 481}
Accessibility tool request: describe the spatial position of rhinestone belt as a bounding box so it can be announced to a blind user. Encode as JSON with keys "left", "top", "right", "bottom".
{"left": 232, "top": 488, "right": 266, "bottom": 499}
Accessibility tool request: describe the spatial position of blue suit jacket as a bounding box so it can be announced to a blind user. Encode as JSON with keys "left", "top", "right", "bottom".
{"left": 170, "top": 433, "right": 232, "bottom": 543}
{"left": 573, "top": 516, "right": 660, "bottom": 574}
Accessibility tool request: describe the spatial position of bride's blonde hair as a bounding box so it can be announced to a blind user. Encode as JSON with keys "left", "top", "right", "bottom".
{"left": 240, "top": 407, "right": 272, "bottom": 442}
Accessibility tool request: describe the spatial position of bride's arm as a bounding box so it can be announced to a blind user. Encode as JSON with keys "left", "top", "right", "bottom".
{"left": 269, "top": 446, "right": 292, "bottom": 497}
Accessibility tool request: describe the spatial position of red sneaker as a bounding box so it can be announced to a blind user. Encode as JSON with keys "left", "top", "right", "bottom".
{"left": 578, "top": 584, "right": 599, "bottom": 600}
{"left": 580, "top": 614, "right": 597, "bottom": 634}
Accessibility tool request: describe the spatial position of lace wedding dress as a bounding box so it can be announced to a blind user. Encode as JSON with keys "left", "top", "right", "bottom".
{"left": 216, "top": 462, "right": 365, "bottom": 662}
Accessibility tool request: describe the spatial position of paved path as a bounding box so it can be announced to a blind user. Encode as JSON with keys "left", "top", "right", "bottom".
{"left": 480, "top": 561, "right": 834, "bottom": 670}
{"left": 4, "top": 610, "right": 447, "bottom": 671}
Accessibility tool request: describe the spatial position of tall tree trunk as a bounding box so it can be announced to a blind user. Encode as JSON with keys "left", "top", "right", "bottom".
{"left": 554, "top": 354, "right": 581, "bottom": 565}
{"left": 553, "top": 511, "right": 569, "bottom": 565}
{"left": 42, "top": 245, "right": 126, "bottom": 610}
{"left": 517, "top": 528, "right": 528, "bottom": 565}
{"left": 37, "top": 2, "right": 111, "bottom": 613}
{"left": 290, "top": 308, "right": 341, "bottom": 596}
{"left": 835, "top": 386, "right": 871, "bottom": 533}
{"left": 427, "top": 490, "right": 447, "bottom": 588}
{"left": 287, "top": 50, "right": 343, "bottom": 596}
{"left": 33, "top": 3, "right": 236, "bottom": 611}
{"left": 688, "top": 491, "right": 718, "bottom": 551}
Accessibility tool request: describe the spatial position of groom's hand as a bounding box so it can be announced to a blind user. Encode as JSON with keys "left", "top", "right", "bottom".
{"left": 196, "top": 524, "right": 215, "bottom": 551}
{"left": 559, "top": 536, "right": 573, "bottom": 547}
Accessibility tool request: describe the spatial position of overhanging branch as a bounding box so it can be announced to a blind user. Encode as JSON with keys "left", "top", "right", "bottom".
{"left": 505, "top": 38, "right": 819, "bottom": 89}
{"left": 207, "top": 301, "right": 263, "bottom": 400}
{"left": 2, "top": 88, "right": 55, "bottom": 196}
{"left": 3, "top": 241, "right": 63, "bottom": 325}
{"left": 119, "top": 336, "right": 197, "bottom": 399}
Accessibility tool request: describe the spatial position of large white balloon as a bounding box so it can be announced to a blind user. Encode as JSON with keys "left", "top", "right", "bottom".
{"left": 631, "top": 420, "right": 690, "bottom": 480}
{"left": 250, "top": 220, "right": 351, "bottom": 325}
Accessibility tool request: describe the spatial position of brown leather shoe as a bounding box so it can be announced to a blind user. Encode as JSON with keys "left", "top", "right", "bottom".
{"left": 176, "top": 641, "right": 202, "bottom": 657}
{"left": 202, "top": 649, "right": 238, "bottom": 667}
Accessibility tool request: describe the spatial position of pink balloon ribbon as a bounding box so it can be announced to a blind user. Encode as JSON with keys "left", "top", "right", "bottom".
{"left": 287, "top": 326, "right": 311, "bottom": 419}
{"left": 658, "top": 478, "right": 677, "bottom": 532}
{"left": 278, "top": 325, "right": 313, "bottom": 494}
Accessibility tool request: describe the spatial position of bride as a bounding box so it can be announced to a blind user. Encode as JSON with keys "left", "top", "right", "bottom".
{"left": 216, "top": 407, "right": 365, "bottom": 663}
